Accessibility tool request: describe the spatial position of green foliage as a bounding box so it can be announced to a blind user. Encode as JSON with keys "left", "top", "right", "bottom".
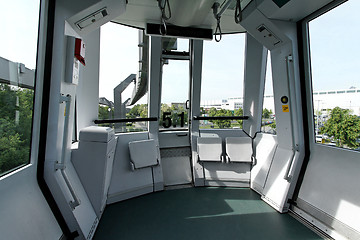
{"left": 269, "top": 122, "right": 276, "bottom": 130}
{"left": 98, "top": 105, "right": 112, "bottom": 120}
{"left": 0, "top": 84, "right": 33, "bottom": 175}
{"left": 208, "top": 108, "right": 233, "bottom": 129}
{"left": 262, "top": 108, "right": 273, "bottom": 119}
{"left": 234, "top": 108, "right": 243, "bottom": 128}
{"left": 127, "top": 104, "right": 148, "bottom": 119}
{"left": 0, "top": 84, "right": 17, "bottom": 120}
{"left": 322, "top": 107, "right": 360, "bottom": 149}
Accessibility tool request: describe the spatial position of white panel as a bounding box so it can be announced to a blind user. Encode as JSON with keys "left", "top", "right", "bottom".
{"left": 299, "top": 144, "right": 360, "bottom": 233}
{"left": 251, "top": 133, "right": 277, "bottom": 193}
{"left": 72, "top": 135, "right": 116, "bottom": 218}
{"left": 258, "top": 0, "right": 334, "bottom": 22}
{"left": 197, "top": 137, "right": 223, "bottom": 162}
{"left": 107, "top": 133, "right": 154, "bottom": 203}
{"left": 225, "top": 137, "right": 252, "bottom": 162}
{"left": 203, "top": 162, "right": 251, "bottom": 184}
{"left": 240, "top": 8, "right": 291, "bottom": 51}
{"left": 77, "top": 29, "right": 100, "bottom": 133}
{"left": 159, "top": 131, "right": 190, "bottom": 148}
{"left": 129, "top": 139, "right": 158, "bottom": 169}
{"left": 0, "top": 167, "right": 62, "bottom": 240}
{"left": 161, "top": 156, "right": 192, "bottom": 186}
{"left": 159, "top": 131, "right": 192, "bottom": 186}
{"left": 66, "top": 0, "right": 127, "bottom": 37}
{"left": 79, "top": 126, "right": 115, "bottom": 143}
{"left": 261, "top": 147, "right": 293, "bottom": 212}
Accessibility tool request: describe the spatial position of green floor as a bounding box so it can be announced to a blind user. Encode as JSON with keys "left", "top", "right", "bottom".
{"left": 94, "top": 187, "right": 323, "bottom": 240}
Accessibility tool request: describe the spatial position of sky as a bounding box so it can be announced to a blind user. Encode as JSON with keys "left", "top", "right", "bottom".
{"left": 309, "top": 0, "right": 360, "bottom": 91}
{"left": 0, "top": 0, "right": 39, "bottom": 70}
{"left": 1, "top": 0, "right": 359, "bottom": 104}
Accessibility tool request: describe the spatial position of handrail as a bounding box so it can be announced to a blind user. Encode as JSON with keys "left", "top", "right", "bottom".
{"left": 56, "top": 94, "right": 81, "bottom": 210}
{"left": 193, "top": 116, "right": 249, "bottom": 121}
{"left": 94, "top": 117, "right": 158, "bottom": 124}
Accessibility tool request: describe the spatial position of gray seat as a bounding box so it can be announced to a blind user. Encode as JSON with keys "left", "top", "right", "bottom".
{"left": 128, "top": 139, "right": 159, "bottom": 170}
{"left": 197, "top": 137, "right": 223, "bottom": 162}
{"left": 225, "top": 137, "right": 252, "bottom": 163}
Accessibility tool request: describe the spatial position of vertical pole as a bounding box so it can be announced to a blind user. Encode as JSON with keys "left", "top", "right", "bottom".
{"left": 189, "top": 39, "right": 204, "bottom": 186}
{"left": 148, "top": 36, "right": 164, "bottom": 191}
{"left": 243, "top": 33, "right": 267, "bottom": 137}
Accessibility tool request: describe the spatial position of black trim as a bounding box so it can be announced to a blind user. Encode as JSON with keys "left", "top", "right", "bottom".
{"left": 36, "top": 0, "right": 72, "bottom": 238}
{"left": 162, "top": 50, "right": 190, "bottom": 57}
{"left": 291, "top": 20, "right": 311, "bottom": 202}
{"left": 146, "top": 23, "right": 213, "bottom": 40}
{"left": 193, "top": 116, "right": 249, "bottom": 121}
{"left": 94, "top": 117, "right": 158, "bottom": 124}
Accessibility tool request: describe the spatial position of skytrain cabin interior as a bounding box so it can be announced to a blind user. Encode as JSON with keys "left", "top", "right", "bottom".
{"left": 0, "top": 0, "right": 360, "bottom": 239}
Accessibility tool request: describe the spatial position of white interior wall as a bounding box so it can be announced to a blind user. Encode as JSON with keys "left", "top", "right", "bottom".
{"left": 298, "top": 145, "right": 360, "bottom": 233}
{"left": 77, "top": 29, "right": 101, "bottom": 134}
{"left": 107, "top": 132, "right": 154, "bottom": 203}
{"left": 0, "top": 1, "right": 64, "bottom": 239}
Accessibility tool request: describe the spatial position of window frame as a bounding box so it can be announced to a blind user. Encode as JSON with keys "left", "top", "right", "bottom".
{"left": 301, "top": 0, "right": 358, "bottom": 150}
{"left": 0, "top": 0, "right": 42, "bottom": 178}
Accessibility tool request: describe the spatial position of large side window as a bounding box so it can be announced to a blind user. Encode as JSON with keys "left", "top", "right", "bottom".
{"left": 99, "top": 23, "right": 148, "bottom": 133}
{"left": 261, "top": 52, "right": 276, "bottom": 134}
{"left": 308, "top": 1, "right": 360, "bottom": 151}
{"left": 200, "top": 34, "right": 245, "bottom": 129}
{"left": 159, "top": 38, "right": 190, "bottom": 131}
{"left": 0, "top": 0, "right": 40, "bottom": 176}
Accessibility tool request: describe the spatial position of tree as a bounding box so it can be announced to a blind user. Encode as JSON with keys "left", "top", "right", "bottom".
{"left": 234, "top": 107, "right": 243, "bottom": 128}
{"left": 322, "top": 107, "right": 360, "bottom": 149}
{"left": 208, "top": 108, "right": 232, "bottom": 129}
{"left": 0, "top": 84, "right": 17, "bottom": 120}
{"left": 98, "top": 105, "right": 112, "bottom": 119}
{"left": 0, "top": 84, "right": 33, "bottom": 174}
{"left": 127, "top": 104, "right": 148, "bottom": 119}
{"left": 262, "top": 108, "right": 273, "bottom": 119}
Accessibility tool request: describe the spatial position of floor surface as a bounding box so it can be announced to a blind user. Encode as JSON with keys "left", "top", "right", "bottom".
{"left": 94, "top": 187, "right": 323, "bottom": 240}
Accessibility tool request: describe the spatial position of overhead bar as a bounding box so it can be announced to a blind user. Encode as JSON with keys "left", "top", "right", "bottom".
{"left": 94, "top": 117, "right": 158, "bottom": 124}
{"left": 193, "top": 116, "right": 249, "bottom": 120}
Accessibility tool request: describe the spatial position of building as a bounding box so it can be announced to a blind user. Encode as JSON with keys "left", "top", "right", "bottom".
{"left": 201, "top": 87, "right": 360, "bottom": 116}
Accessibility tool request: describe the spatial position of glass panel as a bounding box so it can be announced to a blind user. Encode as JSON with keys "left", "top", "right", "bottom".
{"left": 200, "top": 34, "right": 245, "bottom": 129}
{"left": 309, "top": 1, "right": 360, "bottom": 151}
{"left": 160, "top": 57, "right": 189, "bottom": 131}
{"left": 0, "top": 0, "right": 40, "bottom": 175}
{"left": 261, "top": 52, "right": 276, "bottom": 134}
{"left": 99, "top": 23, "right": 148, "bottom": 133}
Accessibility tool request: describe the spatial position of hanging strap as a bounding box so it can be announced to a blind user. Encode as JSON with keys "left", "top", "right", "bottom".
{"left": 158, "top": 0, "right": 171, "bottom": 35}
{"left": 215, "top": 16, "right": 222, "bottom": 42}
{"left": 235, "top": 0, "right": 242, "bottom": 24}
{"left": 158, "top": 0, "right": 171, "bottom": 20}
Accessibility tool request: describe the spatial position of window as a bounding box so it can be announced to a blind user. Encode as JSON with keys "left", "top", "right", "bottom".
{"left": 99, "top": 23, "right": 148, "bottom": 133}
{"left": 309, "top": 1, "right": 360, "bottom": 151}
{"left": 261, "top": 51, "right": 276, "bottom": 134}
{"left": 0, "top": 0, "right": 40, "bottom": 175}
{"left": 200, "top": 34, "right": 245, "bottom": 129}
{"left": 160, "top": 39, "right": 190, "bottom": 131}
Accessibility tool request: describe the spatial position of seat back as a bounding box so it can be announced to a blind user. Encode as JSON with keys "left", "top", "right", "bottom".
{"left": 225, "top": 137, "right": 252, "bottom": 163}
{"left": 197, "top": 137, "right": 223, "bottom": 162}
{"left": 128, "top": 139, "right": 158, "bottom": 170}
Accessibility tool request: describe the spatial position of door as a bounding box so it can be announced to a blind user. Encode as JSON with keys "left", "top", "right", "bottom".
{"left": 158, "top": 39, "right": 192, "bottom": 186}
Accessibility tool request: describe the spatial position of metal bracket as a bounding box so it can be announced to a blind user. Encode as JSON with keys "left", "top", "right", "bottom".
{"left": 54, "top": 162, "right": 66, "bottom": 171}
{"left": 69, "top": 200, "right": 80, "bottom": 210}
{"left": 293, "top": 144, "right": 300, "bottom": 152}
{"left": 59, "top": 94, "right": 71, "bottom": 104}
